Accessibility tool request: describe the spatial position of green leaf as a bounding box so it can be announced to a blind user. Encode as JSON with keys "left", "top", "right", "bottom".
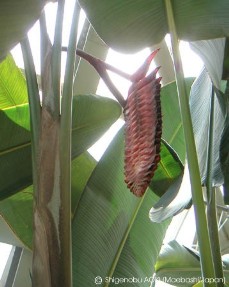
{"left": 222, "top": 38, "right": 229, "bottom": 80}
{"left": 161, "top": 78, "right": 194, "bottom": 163}
{"left": 0, "top": 1, "right": 50, "bottom": 60}
{"left": 0, "top": 1, "right": 47, "bottom": 60}
{"left": 0, "top": 94, "right": 121, "bottom": 199}
{"left": 79, "top": 0, "right": 229, "bottom": 53}
{"left": 190, "top": 39, "right": 229, "bottom": 199}
{"left": 193, "top": 283, "right": 203, "bottom": 287}
{"left": 193, "top": 281, "right": 229, "bottom": 287}
{"left": 220, "top": 82, "right": 229, "bottom": 203}
{"left": 155, "top": 240, "right": 201, "bottom": 287}
{"left": 0, "top": 185, "right": 33, "bottom": 248}
{"left": 0, "top": 56, "right": 31, "bottom": 198}
{"left": 149, "top": 167, "right": 192, "bottom": 223}
{"left": 148, "top": 79, "right": 194, "bottom": 222}
{"left": 149, "top": 141, "right": 183, "bottom": 199}
{"left": 71, "top": 152, "right": 96, "bottom": 214}
{"left": 189, "top": 39, "right": 229, "bottom": 191}
{"left": 190, "top": 71, "right": 225, "bottom": 186}
{"left": 190, "top": 38, "right": 225, "bottom": 89}
{"left": 71, "top": 94, "right": 121, "bottom": 157}
{"left": 0, "top": 151, "right": 96, "bottom": 249}
{"left": 0, "top": 55, "right": 28, "bottom": 108}
{"left": 189, "top": 39, "right": 227, "bottom": 186}
{"left": 156, "top": 240, "right": 229, "bottom": 286}
{"left": 192, "top": 282, "right": 229, "bottom": 287}
{"left": 0, "top": 112, "right": 32, "bottom": 199}
{"left": 72, "top": 127, "right": 183, "bottom": 286}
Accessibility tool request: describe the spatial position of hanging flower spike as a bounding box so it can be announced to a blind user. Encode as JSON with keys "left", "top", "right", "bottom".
{"left": 69, "top": 47, "right": 162, "bottom": 196}
{"left": 124, "top": 50, "right": 162, "bottom": 197}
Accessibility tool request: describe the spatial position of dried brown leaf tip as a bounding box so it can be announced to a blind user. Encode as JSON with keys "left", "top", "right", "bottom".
{"left": 124, "top": 49, "right": 162, "bottom": 197}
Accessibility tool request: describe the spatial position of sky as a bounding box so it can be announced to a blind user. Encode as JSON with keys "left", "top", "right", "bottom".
{"left": 1, "top": 0, "right": 204, "bottom": 283}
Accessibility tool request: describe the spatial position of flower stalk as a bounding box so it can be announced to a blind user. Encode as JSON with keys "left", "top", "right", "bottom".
{"left": 164, "top": 0, "right": 216, "bottom": 285}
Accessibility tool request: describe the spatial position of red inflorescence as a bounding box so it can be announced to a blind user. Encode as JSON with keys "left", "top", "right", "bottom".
{"left": 124, "top": 53, "right": 162, "bottom": 197}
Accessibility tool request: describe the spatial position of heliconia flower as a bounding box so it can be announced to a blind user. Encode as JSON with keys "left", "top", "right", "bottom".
{"left": 124, "top": 50, "right": 162, "bottom": 197}
{"left": 74, "top": 47, "right": 162, "bottom": 197}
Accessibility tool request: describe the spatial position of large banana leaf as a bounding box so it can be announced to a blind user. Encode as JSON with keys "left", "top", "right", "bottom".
{"left": 0, "top": 0, "right": 48, "bottom": 60}
{"left": 0, "top": 55, "right": 30, "bottom": 198}
{"left": 147, "top": 79, "right": 194, "bottom": 222}
{"left": 190, "top": 38, "right": 229, "bottom": 202}
{"left": 189, "top": 69, "right": 225, "bottom": 186}
{"left": 0, "top": 126, "right": 182, "bottom": 272}
{"left": 155, "top": 240, "right": 229, "bottom": 286}
{"left": 0, "top": 55, "right": 121, "bottom": 199}
{"left": 189, "top": 39, "right": 227, "bottom": 187}
{"left": 0, "top": 94, "right": 121, "bottom": 200}
{"left": 72, "top": 127, "right": 183, "bottom": 286}
{"left": 161, "top": 78, "right": 194, "bottom": 163}
{"left": 0, "top": 55, "right": 28, "bottom": 107}
{"left": 149, "top": 141, "right": 183, "bottom": 199}
{"left": 155, "top": 240, "right": 202, "bottom": 287}
{"left": 71, "top": 94, "right": 121, "bottom": 158}
{"left": 220, "top": 109, "right": 229, "bottom": 203}
{"left": 150, "top": 164, "right": 192, "bottom": 223}
{"left": 79, "top": 1, "right": 229, "bottom": 53}
{"left": 190, "top": 38, "right": 225, "bottom": 89}
{"left": 0, "top": 151, "right": 96, "bottom": 249}
{"left": 0, "top": 112, "right": 183, "bottom": 284}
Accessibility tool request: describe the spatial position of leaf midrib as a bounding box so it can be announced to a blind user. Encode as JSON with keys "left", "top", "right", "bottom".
{"left": 0, "top": 102, "right": 28, "bottom": 111}
{"left": 0, "top": 120, "right": 107, "bottom": 157}
{"left": 104, "top": 193, "right": 146, "bottom": 287}
{"left": 169, "top": 122, "right": 182, "bottom": 146}
{"left": 0, "top": 141, "right": 31, "bottom": 156}
{"left": 156, "top": 267, "right": 202, "bottom": 275}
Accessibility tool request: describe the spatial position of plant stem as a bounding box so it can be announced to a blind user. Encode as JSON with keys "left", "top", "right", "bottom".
{"left": 21, "top": 37, "right": 41, "bottom": 157}
{"left": 73, "top": 17, "right": 90, "bottom": 77}
{"left": 206, "top": 88, "right": 215, "bottom": 203}
{"left": 62, "top": 47, "right": 132, "bottom": 81}
{"left": 62, "top": 47, "right": 128, "bottom": 107}
{"left": 21, "top": 37, "right": 41, "bottom": 191}
{"left": 73, "top": 48, "right": 127, "bottom": 107}
{"left": 206, "top": 89, "right": 224, "bottom": 286}
{"left": 164, "top": 0, "right": 216, "bottom": 285}
{"left": 207, "top": 189, "right": 224, "bottom": 287}
{"left": 52, "top": 0, "right": 65, "bottom": 116}
{"left": 60, "top": 0, "right": 80, "bottom": 285}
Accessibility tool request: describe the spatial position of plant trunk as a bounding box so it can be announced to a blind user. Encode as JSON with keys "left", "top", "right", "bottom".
{"left": 32, "top": 108, "right": 71, "bottom": 287}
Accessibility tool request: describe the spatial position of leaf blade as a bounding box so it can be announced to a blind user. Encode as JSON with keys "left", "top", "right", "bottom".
{"left": 0, "top": 0, "right": 45, "bottom": 59}
{"left": 0, "top": 55, "right": 28, "bottom": 108}
{"left": 161, "top": 78, "right": 194, "bottom": 163}
{"left": 79, "top": 0, "right": 229, "bottom": 53}
{"left": 72, "top": 127, "right": 183, "bottom": 286}
{"left": 0, "top": 151, "right": 96, "bottom": 249}
{"left": 0, "top": 94, "right": 121, "bottom": 199}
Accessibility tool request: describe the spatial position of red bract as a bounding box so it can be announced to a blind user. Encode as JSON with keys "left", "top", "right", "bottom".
{"left": 75, "top": 48, "right": 162, "bottom": 196}
{"left": 124, "top": 51, "right": 162, "bottom": 197}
